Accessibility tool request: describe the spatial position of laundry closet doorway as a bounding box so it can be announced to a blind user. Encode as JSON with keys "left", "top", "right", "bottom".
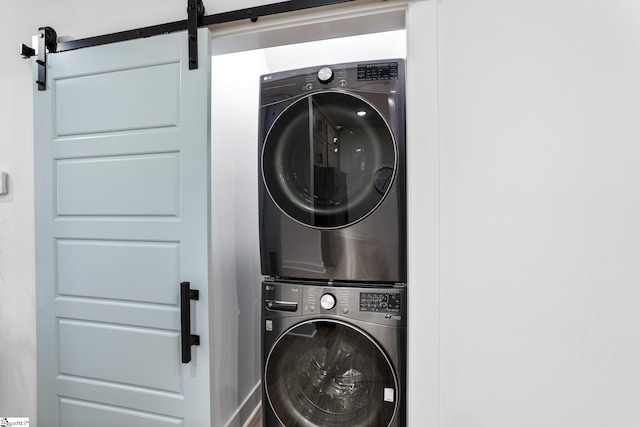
{"left": 210, "top": 28, "right": 407, "bottom": 426}
{"left": 208, "top": 2, "right": 439, "bottom": 426}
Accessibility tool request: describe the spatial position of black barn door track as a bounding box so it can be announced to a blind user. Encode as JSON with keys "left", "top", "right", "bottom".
{"left": 20, "top": 0, "right": 356, "bottom": 90}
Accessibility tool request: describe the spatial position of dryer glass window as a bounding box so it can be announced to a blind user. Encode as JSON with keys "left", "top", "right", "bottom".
{"left": 265, "top": 320, "right": 398, "bottom": 427}
{"left": 262, "top": 92, "right": 397, "bottom": 229}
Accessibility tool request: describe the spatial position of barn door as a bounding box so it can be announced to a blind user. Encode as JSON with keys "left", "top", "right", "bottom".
{"left": 34, "top": 28, "right": 212, "bottom": 426}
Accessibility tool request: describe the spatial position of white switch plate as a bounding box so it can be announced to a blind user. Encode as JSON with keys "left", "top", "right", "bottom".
{"left": 0, "top": 171, "right": 8, "bottom": 195}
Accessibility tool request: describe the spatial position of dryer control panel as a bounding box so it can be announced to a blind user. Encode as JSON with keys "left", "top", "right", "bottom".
{"left": 356, "top": 61, "right": 400, "bottom": 81}
{"left": 260, "top": 58, "right": 406, "bottom": 104}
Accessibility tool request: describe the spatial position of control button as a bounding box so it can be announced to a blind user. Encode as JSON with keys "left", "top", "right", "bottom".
{"left": 342, "top": 307, "right": 349, "bottom": 315}
{"left": 339, "top": 79, "right": 347, "bottom": 87}
{"left": 320, "top": 293, "right": 336, "bottom": 310}
{"left": 317, "top": 67, "right": 334, "bottom": 84}
{"left": 309, "top": 305, "right": 315, "bottom": 312}
{"left": 305, "top": 83, "right": 313, "bottom": 90}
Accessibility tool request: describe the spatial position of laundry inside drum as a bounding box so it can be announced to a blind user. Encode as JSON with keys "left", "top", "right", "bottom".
{"left": 265, "top": 321, "right": 397, "bottom": 427}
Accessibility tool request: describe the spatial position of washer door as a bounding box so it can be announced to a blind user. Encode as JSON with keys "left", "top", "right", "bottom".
{"left": 262, "top": 91, "right": 397, "bottom": 229}
{"left": 265, "top": 320, "right": 398, "bottom": 427}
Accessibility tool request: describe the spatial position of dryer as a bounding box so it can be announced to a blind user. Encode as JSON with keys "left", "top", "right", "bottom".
{"left": 261, "top": 280, "right": 406, "bottom": 427}
{"left": 259, "top": 59, "right": 406, "bottom": 284}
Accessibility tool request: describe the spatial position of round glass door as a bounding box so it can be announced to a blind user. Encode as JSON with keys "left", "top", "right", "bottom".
{"left": 262, "top": 91, "right": 397, "bottom": 229}
{"left": 265, "top": 320, "right": 398, "bottom": 427}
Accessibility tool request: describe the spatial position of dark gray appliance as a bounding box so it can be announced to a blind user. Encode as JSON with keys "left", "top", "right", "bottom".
{"left": 259, "top": 59, "right": 406, "bottom": 284}
{"left": 262, "top": 280, "right": 406, "bottom": 427}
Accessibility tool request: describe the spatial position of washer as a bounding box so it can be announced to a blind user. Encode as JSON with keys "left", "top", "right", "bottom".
{"left": 259, "top": 59, "right": 406, "bottom": 284}
{"left": 262, "top": 280, "right": 406, "bottom": 427}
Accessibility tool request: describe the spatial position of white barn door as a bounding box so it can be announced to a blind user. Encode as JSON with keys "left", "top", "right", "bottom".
{"left": 34, "top": 28, "right": 212, "bottom": 426}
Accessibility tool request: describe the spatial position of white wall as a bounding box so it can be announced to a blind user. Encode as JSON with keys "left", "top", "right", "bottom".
{"left": 438, "top": 1, "right": 640, "bottom": 425}
{"left": 211, "top": 49, "right": 268, "bottom": 426}
{"left": 1, "top": 2, "right": 41, "bottom": 422}
{"left": 3, "top": 0, "right": 640, "bottom": 426}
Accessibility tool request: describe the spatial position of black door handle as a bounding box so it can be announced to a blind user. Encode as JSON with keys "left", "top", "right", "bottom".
{"left": 180, "top": 281, "right": 200, "bottom": 363}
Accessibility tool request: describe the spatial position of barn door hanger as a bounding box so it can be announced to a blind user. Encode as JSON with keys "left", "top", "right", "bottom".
{"left": 187, "top": 0, "right": 205, "bottom": 70}
{"left": 20, "top": 26, "right": 58, "bottom": 91}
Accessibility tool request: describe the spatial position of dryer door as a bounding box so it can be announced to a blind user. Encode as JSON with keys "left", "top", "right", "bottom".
{"left": 265, "top": 320, "right": 399, "bottom": 427}
{"left": 262, "top": 91, "right": 397, "bottom": 229}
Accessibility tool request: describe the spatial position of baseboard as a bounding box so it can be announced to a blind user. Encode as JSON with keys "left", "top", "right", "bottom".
{"left": 224, "top": 382, "right": 262, "bottom": 427}
{"left": 243, "top": 401, "right": 262, "bottom": 427}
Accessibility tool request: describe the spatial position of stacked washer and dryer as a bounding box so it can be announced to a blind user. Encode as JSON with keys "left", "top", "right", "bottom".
{"left": 258, "top": 59, "right": 407, "bottom": 427}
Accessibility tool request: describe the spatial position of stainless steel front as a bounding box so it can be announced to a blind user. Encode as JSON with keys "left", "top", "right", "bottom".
{"left": 258, "top": 59, "right": 407, "bottom": 284}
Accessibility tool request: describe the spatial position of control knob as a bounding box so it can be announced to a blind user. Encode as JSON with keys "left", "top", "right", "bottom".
{"left": 320, "top": 293, "right": 336, "bottom": 310}
{"left": 317, "top": 67, "right": 334, "bottom": 84}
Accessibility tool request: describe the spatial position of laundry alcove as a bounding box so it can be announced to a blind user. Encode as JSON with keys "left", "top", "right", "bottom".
{"left": 211, "top": 28, "right": 406, "bottom": 426}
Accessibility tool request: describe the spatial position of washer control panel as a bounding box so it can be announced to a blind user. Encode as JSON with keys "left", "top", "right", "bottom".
{"left": 263, "top": 281, "right": 406, "bottom": 326}
{"left": 297, "top": 283, "right": 405, "bottom": 325}
{"left": 305, "top": 287, "right": 350, "bottom": 314}
{"left": 359, "top": 292, "right": 402, "bottom": 313}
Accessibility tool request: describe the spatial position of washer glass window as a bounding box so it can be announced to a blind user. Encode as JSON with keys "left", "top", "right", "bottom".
{"left": 265, "top": 320, "right": 398, "bottom": 427}
{"left": 262, "top": 91, "right": 397, "bottom": 229}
